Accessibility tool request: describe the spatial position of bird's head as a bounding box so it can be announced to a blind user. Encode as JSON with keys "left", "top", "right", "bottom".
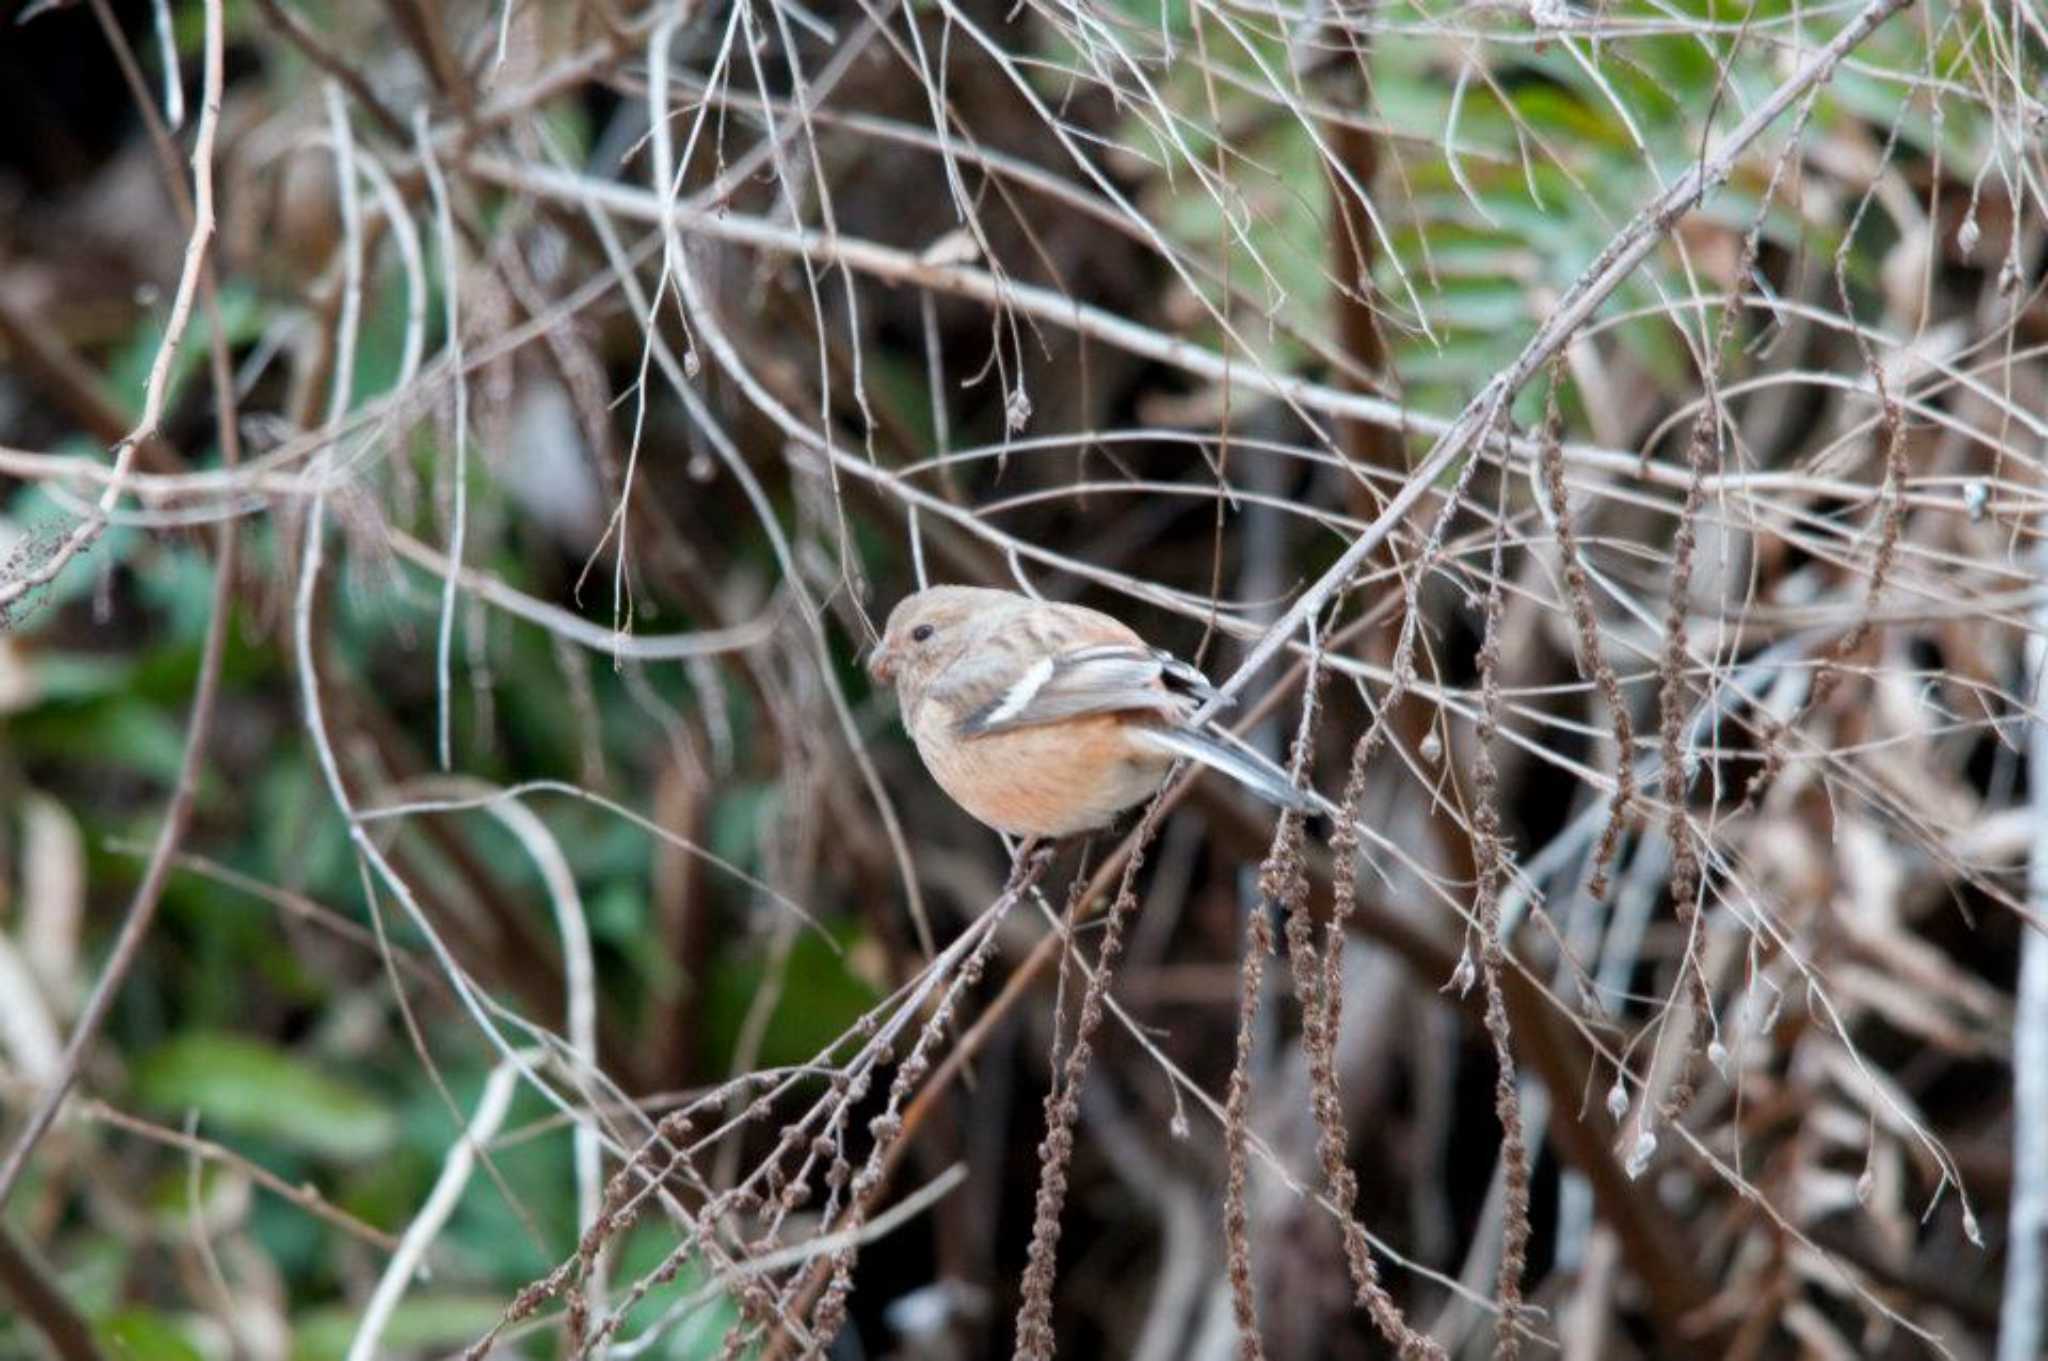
{"left": 866, "top": 585, "right": 1010, "bottom": 692}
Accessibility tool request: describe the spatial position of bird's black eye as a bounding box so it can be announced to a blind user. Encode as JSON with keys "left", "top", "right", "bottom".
{"left": 911, "top": 623, "right": 936, "bottom": 643}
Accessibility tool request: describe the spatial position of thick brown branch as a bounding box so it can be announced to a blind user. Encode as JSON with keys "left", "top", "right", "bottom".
{"left": 0, "top": 1225, "right": 104, "bottom": 1361}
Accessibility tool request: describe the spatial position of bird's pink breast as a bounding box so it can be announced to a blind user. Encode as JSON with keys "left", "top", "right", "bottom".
{"left": 912, "top": 708, "right": 1169, "bottom": 837}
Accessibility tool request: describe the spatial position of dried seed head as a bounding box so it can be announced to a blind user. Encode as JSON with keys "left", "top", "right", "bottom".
{"left": 1707, "top": 1040, "right": 1731, "bottom": 1077}
{"left": 1964, "top": 481, "right": 1989, "bottom": 522}
{"left": 1445, "top": 947, "right": 1478, "bottom": 997}
{"left": 1624, "top": 1128, "right": 1658, "bottom": 1180}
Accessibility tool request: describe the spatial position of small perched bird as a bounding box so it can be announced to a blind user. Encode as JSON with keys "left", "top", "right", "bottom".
{"left": 866, "top": 585, "right": 1315, "bottom": 838}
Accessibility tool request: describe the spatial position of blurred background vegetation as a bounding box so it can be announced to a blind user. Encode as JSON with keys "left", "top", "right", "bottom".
{"left": 1, "top": 0, "right": 2045, "bottom": 1358}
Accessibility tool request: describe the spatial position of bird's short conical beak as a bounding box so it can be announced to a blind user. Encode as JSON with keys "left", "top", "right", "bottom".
{"left": 867, "top": 645, "right": 895, "bottom": 685}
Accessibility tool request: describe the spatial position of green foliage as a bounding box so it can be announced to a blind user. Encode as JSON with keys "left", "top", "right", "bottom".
{"left": 1, "top": 480, "right": 141, "bottom": 612}
{"left": 291, "top": 1297, "right": 508, "bottom": 1361}
{"left": 106, "top": 283, "right": 266, "bottom": 432}
{"left": 12, "top": 690, "right": 193, "bottom": 786}
{"left": 98, "top": 1310, "right": 208, "bottom": 1361}
{"left": 1116, "top": 0, "right": 1992, "bottom": 425}
{"left": 703, "top": 918, "right": 882, "bottom": 1073}
{"left": 133, "top": 1033, "right": 399, "bottom": 1162}
{"left": 606, "top": 1226, "right": 750, "bottom": 1358}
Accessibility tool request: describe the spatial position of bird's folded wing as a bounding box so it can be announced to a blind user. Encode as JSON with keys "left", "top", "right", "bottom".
{"left": 946, "top": 644, "right": 1218, "bottom": 736}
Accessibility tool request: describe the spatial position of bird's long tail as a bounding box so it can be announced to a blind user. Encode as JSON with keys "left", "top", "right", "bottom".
{"left": 1128, "top": 725, "right": 1336, "bottom": 817}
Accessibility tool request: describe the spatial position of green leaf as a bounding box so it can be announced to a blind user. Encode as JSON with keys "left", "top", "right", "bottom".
{"left": 12, "top": 696, "right": 190, "bottom": 785}
{"left": 106, "top": 283, "right": 265, "bottom": 435}
{"left": 255, "top": 759, "right": 352, "bottom": 901}
{"left": 591, "top": 879, "right": 649, "bottom": 946}
{"left": 608, "top": 1222, "right": 748, "bottom": 1358}
{"left": 131, "top": 542, "right": 228, "bottom": 646}
{"left": 98, "top": 1310, "right": 206, "bottom": 1361}
{"left": 134, "top": 1032, "right": 397, "bottom": 1161}
{"left": 0, "top": 481, "right": 141, "bottom": 613}
{"left": 21, "top": 652, "right": 136, "bottom": 704}
{"left": 703, "top": 919, "right": 879, "bottom": 1073}
{"left": 291, "top": 1296, "right": 508, "bottom": 1361}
